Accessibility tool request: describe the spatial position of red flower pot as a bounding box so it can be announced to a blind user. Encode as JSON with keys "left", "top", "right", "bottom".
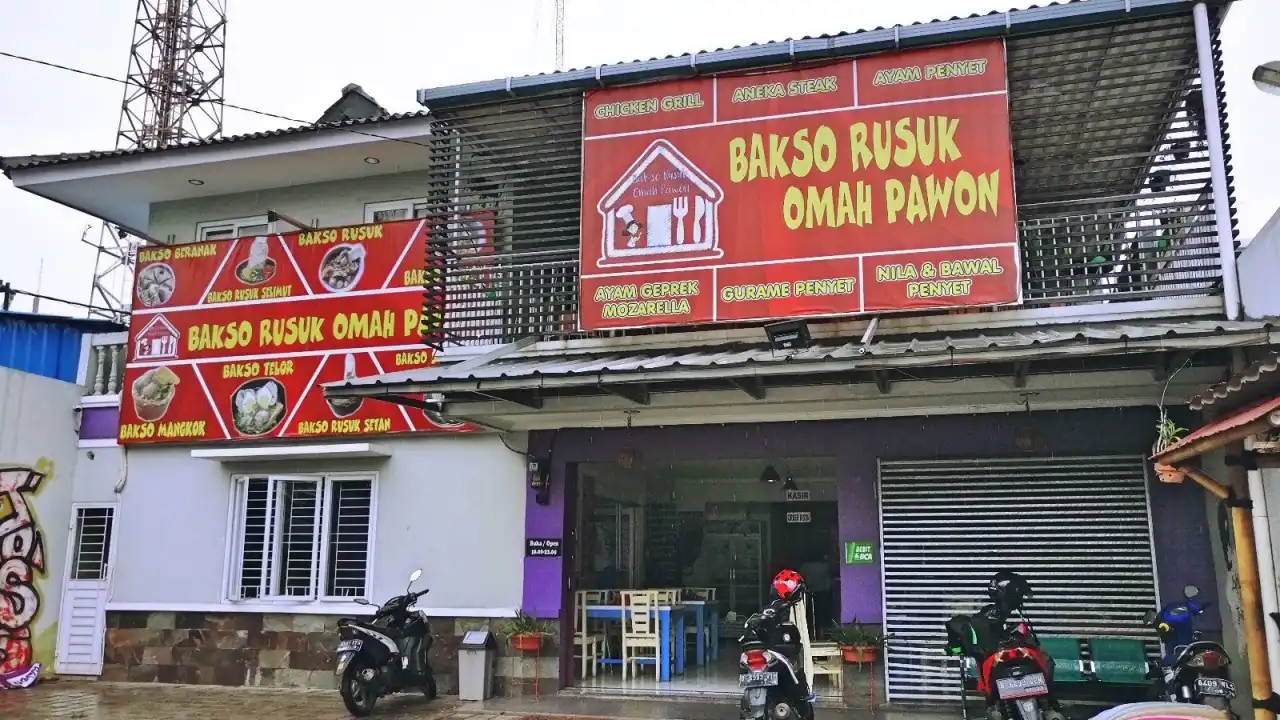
{"left": 511, "top": 633, "right": 543, "bottom": 652}
{"left": 842, "top": 645, "right": 878, "bottom": 664}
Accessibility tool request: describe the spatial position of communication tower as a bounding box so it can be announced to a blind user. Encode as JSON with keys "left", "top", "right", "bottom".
{"left": 89, "top": 0, "right": 227, "bottom": 321}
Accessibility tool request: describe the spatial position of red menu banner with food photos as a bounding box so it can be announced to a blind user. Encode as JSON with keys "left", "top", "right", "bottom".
{"left": 119, "top": 217, "right": 485, "bottom": 444}
{"left": 578, "top": 39, "right": 1021, "bottom": 331}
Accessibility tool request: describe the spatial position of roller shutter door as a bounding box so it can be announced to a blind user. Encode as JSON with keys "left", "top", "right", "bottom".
{"left": 878, "top": 456, "right": 1159, "bottom": 704}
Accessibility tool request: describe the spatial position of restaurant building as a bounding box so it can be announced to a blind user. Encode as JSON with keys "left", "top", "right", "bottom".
{"left": 1, "top": 0, "right": 1272, "bottom": 712}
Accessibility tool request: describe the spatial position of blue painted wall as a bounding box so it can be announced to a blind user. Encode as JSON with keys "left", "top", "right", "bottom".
{"left": 0, "top": 310, "right": 125, "bottom": 384}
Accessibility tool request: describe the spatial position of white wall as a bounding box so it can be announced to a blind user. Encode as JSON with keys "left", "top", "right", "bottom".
{"left": 0, "top": 367, "right": 81, "bottom": 672}
{"left": 148, "top": 170, "right": 436, "bottom": 243}
{"left": 108, "top": 434, "right": 526, "bottom": 614}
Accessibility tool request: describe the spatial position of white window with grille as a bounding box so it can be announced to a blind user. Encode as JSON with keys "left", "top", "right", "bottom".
{"left": 196, "top": 215, "right": 271, "bottom": 241}
{"left": 226, "top": 473, "right": 376, "bottom": 603}
{"left": 70, "top": 507, "right": 114, "bottom": 580}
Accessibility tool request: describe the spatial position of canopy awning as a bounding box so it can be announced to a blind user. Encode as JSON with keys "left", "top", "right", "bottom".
{"left": 323, "top": 319, "right": 1272, "bottom": 430}
{"left": 1151, "top": 395, "right": 1280, "bottom": 465}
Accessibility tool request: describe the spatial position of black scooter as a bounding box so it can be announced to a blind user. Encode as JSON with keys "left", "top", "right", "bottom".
{"left": 738, "top": 596, "right": 814, "bottom": 720}
{"left": 335, "top": 568, "right": 437, "bottom": 716}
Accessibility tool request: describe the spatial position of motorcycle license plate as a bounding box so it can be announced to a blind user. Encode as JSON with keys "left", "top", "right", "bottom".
{"left": 996, "top": 672, "right": 1048, "bottom": 699}
{"left": 335, "top": 652, "right": 354, "bottom": 676}
{"left": 1195, "top": 677, "right": 1237, "bottom": 697}
{"left": 739, "top": 671, "right": 778, "bottom": 688}
{"left": 337, "top": 639, "right": 363, "bottom": 653}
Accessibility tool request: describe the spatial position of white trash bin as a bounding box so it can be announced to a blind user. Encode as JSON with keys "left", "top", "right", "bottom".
{"left": 457, "top": 629, "right": 496, "bottom": 701}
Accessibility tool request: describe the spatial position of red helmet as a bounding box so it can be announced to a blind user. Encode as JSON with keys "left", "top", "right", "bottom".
{"left": 772, "top": 569, "right": 806, "bottom": 602}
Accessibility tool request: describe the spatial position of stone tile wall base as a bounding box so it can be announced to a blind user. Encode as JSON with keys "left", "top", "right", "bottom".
{"left": 102, "top": 610, "right": 564, "bottom": 695}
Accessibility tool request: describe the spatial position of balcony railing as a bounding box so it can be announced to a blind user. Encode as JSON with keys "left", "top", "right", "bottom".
{"left": 81, "top": 332, "right": 127, "bottom": 397}
{"left": 419, "top": 10, "right": 1231, "bottom": 350}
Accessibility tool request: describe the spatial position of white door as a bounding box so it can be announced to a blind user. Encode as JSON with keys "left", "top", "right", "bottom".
{"left": 55, "top": 505, "right": 115, "bottom": 676}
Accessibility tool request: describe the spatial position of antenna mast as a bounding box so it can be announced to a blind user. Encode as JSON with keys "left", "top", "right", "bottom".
{"left": 554, "top": 0, "right": 565, "bottom": 72}
{"left": 88, "top": 0, "right": 227, "bottom": 321}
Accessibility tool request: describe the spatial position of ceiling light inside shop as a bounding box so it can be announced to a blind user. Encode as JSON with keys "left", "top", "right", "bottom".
{"left": 783, "top": 477, "right": 798, "bottom": 492}
{"left": 364, "top": 156, "right": 381, "bottom": 164}
{"left": 760, "top": 464, "right": 780, "bottom": 484}
{"left": 188, "top": 178, "right": 204, "bottom": 185}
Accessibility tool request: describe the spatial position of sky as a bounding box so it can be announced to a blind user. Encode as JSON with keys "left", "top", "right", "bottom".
{"left": 1, "top": 0, "right": 1276, "bottom": 318}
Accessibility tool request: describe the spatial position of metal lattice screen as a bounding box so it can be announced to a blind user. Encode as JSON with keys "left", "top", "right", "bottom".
{"left": 878, "top": 456, "right": 1160, "bottom": 704}
{"left": 417, "top": 10, "right": 1228, "bottom": 347}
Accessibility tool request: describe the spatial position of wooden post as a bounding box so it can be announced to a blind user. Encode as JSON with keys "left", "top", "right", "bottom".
{"left": 1226, "top": 443, "right": 1277, "bottom": 720}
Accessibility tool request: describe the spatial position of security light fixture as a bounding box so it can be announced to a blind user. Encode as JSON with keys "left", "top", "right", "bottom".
{"left": 761, "top": 464, "right": 781, "bottom": 484}
{"left": 529, "top": 458, "right": 552, "bottom": 505}
{"left": 1255, "top": 62, "right": 1280, "bottom": 96}
{"left": 364, "top": 156, "right": 381, "bottom": 164}
{"left": 188, "top": 178, "right": 205, "bottom": 186}
{"left": 765, "top": 320, "right": 811, "bottom": 351}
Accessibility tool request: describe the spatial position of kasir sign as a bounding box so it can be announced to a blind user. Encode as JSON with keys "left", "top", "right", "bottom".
{"left": 118, "top": 218, "right": 480, "bottom": 444}
{"left": 578, "top": 39, "right": 1021, "bottom": 331}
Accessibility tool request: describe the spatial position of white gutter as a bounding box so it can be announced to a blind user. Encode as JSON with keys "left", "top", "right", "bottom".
{"left": 1245, "top": 438, "right": 1280, "bottom": 694}
{"left": 1193, "top": 2, "right": 1243, "bottom": 321}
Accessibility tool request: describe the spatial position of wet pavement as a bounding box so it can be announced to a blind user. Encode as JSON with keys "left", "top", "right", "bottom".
{"left": 0, "top": 680, "right": 473, "bottom": 720}
{"left": 0, "top": 680, "right": 948, "bottom": 720}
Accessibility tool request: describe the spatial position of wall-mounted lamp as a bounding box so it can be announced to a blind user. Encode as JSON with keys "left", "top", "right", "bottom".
{"left": 764, "top": 320, "right": 811, "bottom": 351}
{"left": 529, "top": 458, "right": 551, "bottom": 505}
{"left": 1254, "top": 61, "right": 1280, "bottom": 97}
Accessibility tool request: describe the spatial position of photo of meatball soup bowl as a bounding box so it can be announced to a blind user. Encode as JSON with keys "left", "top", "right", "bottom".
{"left": 132, "top": 366, "right": 180, "bottom": 422}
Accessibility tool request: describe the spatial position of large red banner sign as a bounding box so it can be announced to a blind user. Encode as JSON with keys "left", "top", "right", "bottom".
{"left": 119, "top": 218, "right": 478, "bottom": 444}
{"left": 579, "top": 39, "right": 1020, "bottom": 331}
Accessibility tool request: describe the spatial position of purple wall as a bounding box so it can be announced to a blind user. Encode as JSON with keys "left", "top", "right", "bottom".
{"left": 521, "top": 408, "right": 1216, "bottom": 623}
{"left": 79, "top": 405, "right": 120, "bottom": 440}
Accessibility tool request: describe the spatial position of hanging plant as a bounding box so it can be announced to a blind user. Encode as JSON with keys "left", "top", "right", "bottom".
{"left": 1152, "top": 356, "right": 1192, "bottom": 456}
{"left": 1152, "top": 411, "right": 1187, "bottom": 455}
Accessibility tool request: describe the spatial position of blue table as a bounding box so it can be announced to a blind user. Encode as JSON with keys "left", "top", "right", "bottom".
{"left": 585, "top": 604, "right": 686, "bottom": 681}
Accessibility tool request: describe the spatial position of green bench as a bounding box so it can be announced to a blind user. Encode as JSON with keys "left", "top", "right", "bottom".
{"left": 959, "top": 636, "right": 1150, "bottom": 686}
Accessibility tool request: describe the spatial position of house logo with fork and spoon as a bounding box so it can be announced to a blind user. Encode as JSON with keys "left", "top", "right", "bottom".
{"left": 596, "top": 139, "right": 725, "bottom": 268}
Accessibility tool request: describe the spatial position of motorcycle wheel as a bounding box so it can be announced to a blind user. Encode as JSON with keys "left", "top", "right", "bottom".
{"left": 768, "top": 700, "right": 797, "bottom": 720}
{"left": 1203, "top": 696, "right": 1232, "bottom": 714}
{"left": 421, "top": 671, "right": 437, "bottom": 700}
{"left": 341, "top": 663, "right": 378, "bottom": 717}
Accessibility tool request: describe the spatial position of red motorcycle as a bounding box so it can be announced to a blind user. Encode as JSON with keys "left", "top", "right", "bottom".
{"left": 946, "top": 571, "right": 1065, "bottom": 720}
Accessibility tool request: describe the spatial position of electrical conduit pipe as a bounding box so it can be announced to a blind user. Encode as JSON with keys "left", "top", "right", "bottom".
{"left": 1244, "top": 438, "right": 1280, "bottom": 696}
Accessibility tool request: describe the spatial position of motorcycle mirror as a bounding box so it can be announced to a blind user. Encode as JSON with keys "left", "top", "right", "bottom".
{"left": 1183, "top": 584, "right": 1200, "bottom": 599}
{"left": 354, "top": 598, "right": 372, "bottom": 606}
{"left": 410, "top": 568, "right": 423, "bottom": 583}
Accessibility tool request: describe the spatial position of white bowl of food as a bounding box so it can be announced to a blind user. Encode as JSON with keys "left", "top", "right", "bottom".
{"left": 318, "top": 244, "right": 366, "bottom": 292}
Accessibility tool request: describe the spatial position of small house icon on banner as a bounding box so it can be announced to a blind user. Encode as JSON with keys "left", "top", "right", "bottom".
{"left": 133, "top": 314, "right": 180, "bottom": 361}
{"left": 596, "top": 139, "right": 725, "bottom": 268}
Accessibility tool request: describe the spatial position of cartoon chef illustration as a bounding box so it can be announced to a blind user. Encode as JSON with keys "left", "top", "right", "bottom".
{"left": 616, "top": 205, "right": 644, "bottom": 248}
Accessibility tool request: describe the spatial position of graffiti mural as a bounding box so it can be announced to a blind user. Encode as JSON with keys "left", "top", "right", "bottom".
{"left": 0, "top": 458, "right": 52, "bottom": 689}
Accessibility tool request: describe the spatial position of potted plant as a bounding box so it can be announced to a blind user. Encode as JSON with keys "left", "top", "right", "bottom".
{"left": 831, "top": 621, "right": 884, "bottom": 664}
{"left": 500, "top": 610, "right": 550, "bottom": 652}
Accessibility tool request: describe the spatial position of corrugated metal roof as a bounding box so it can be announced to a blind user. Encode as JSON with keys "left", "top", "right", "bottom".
{"left": 1189, "top": 352, "right": 1280, "bottom": 411}
{"left": 1154, "top": 394, "right": 1280, "bottom": 461}
{"left": 327, "top": 319, "right": 1273, "bottom": 395}
{"left": 417, "top": 0, "right": 1218, "bottom": 106}
{"left": 0, "top": 110, "right": 431, "bottom": 173}
{"left": 0, "top": 311, "right": 124, "bottom": 384}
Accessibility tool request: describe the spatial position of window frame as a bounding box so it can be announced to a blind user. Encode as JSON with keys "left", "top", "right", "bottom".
{"left": 195, "top": 215, "right": 272, "bottom": 242}
{"left": 363, "top": 198, "right": 427, "bottom": 223}
{"left": 223, "top": 472, "right": 378, "bottom": 606}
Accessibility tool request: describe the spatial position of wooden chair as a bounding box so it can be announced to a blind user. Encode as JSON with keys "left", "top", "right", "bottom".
{"left": 621, "top": 590, "right": 661, "bottom": 680}
{"left": 652, "top": 588, "right": 681, "bottom": 605}
{"left": 573, "top": 590, "right": 605, "bottom": 678}
{"left": 793, "top": 595, "right": 843, "bottom": 692}
{"left": 581, "top": 590, "right": 613, "bottom": 659}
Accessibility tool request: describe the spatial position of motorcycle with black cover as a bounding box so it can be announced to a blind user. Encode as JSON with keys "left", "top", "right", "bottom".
{"left": 334, "top": 568, "right": 437, "bottom": 716}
